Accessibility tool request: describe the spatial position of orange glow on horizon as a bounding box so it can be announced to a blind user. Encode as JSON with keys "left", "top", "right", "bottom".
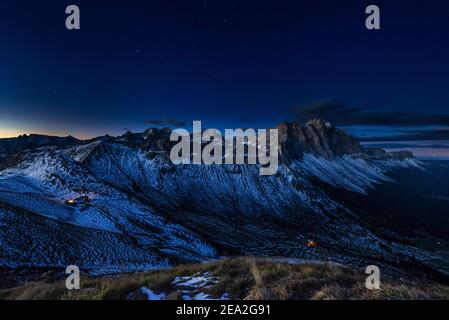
{"left": 0, "top": 128, "right": 27, "bottom": 139}
{"left": 0, "top": 128, "right": 91, "bottom": 140}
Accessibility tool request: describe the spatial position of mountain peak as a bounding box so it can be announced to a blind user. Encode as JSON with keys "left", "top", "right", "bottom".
{"left": 0, "top": 120, "right": 415, "bottom": 162}
{"left": 0, "top": 134, "right": 81, "bottom": 154}
{"left": 277, "top": 120, "right": 363, "bottom": 162}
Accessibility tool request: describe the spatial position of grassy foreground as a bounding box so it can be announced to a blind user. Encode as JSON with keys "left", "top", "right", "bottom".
{"left": 1, "top": 257, "right": 449, "bottom": 300}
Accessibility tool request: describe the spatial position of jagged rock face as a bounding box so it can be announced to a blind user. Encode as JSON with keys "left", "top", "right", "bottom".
{"left": 142, "top": 128, "right": 173, "bottom": 152}
{"left": 0, "top": 120, "right": 428, "bottom": 276}
{"left": 278, "top": 120, "right": 363, "bottom": 162}
{"left": 364, "top": 148, "right": 414, "bottom": 160}
{"left": 365, "top": 147, "right": 387, "bottom": 157}
{"left": 0, "top": 134, "right": 80, "bottom": 154}
{"left": 0, "top": 120, "right": 408, "bottom": 164}
{"left": 93, "top": 128, "right": 174, "bottom": 153}
{"left": 277, "top": 122, "right": 307, "bottom": 161}
{"left": 359, "top": 148, "right": 414, "bottom": 161}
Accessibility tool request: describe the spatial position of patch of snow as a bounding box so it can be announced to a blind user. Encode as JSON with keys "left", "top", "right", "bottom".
{"left": 294, "top": 154, "right": 422, "bottom": 194}
{"left": 172, "top": 272, "right": 219, "bottom": 288}
{"left": 140, "top": 287, "right": 166, "bottom": 300}
{"left": 171, "top": 272, "right": 227, "bottom": 300}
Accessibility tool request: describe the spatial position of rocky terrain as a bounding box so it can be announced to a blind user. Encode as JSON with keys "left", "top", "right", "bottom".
{"left": 0, "top": 120, "right": 446, "bottom": 284}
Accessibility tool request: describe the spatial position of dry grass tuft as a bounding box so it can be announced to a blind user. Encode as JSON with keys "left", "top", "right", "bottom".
{"left": 1, "top": 257, "right": 449, "bottom": 300}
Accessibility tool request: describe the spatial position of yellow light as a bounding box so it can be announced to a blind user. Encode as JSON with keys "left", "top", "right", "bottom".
{"left": 307, "top": 240, "right": 318, "bottom": 248}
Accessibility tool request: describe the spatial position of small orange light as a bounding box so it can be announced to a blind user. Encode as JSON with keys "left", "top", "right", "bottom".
{"left": 307, "top": 240, "right": 318, "bottom": 248}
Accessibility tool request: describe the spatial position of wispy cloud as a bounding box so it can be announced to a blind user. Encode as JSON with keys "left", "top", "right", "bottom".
{"left": 363, "top": 142, "right": 449, "bottom": 149}
{"left": 291, "top": 101, "right": 449, "bottom": 142}
{"left": 360, "top": 128, "right": 449, "bottom": 141}
{"left": 291, "top": 101, "right": 449, "bottom": 127}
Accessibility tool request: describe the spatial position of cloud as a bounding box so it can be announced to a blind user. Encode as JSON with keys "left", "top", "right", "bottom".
{"left": 144, "top": 118, "right": 186, "bottom": 127}
{"left": 291, "top": 101, "right": 449, "bottom": 127}
{"left": 363, "top": 142, "right": 449, "bottom": 149}
{"left": 360, "top": 128, "right": 449, "bottom": 142}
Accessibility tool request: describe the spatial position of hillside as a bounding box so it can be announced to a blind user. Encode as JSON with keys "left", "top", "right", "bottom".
{"left": 0, "top": 120, "right": 446, "bottom": 283}
{"left": 1, "top": 258, "right": 449, "bottom": 300}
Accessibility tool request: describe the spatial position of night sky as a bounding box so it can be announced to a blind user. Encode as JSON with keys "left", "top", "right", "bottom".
{"left": 1, "top": 0, "right": 449, "bottom": 158}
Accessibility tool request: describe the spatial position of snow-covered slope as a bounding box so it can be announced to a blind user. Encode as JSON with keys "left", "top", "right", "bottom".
{"left": 0, "top": 121, "right": 436, "bottom": 276}
{"left": 0, "top": 147, "right": 217, "bottom": 273}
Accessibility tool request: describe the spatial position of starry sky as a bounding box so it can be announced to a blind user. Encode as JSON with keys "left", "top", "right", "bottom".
{"left": 1, "top": 0, "right": 449, "bottom": 158}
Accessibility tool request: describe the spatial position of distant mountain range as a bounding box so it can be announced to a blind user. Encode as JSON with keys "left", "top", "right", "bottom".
{"left": 0, "top": 120, "right": 447, "bottom": 281}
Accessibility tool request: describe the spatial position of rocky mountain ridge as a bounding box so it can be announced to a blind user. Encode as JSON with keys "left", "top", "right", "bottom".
{"left": 1, "top": 120, "right": 437, "bottom": 280}
{"left": 0, "top": 119, "right": 414, "bottom": 163}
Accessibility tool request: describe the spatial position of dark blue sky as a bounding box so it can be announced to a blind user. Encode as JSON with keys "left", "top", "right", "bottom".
{"left": 1, "top": 0, "right": 449, "bottom": 141}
